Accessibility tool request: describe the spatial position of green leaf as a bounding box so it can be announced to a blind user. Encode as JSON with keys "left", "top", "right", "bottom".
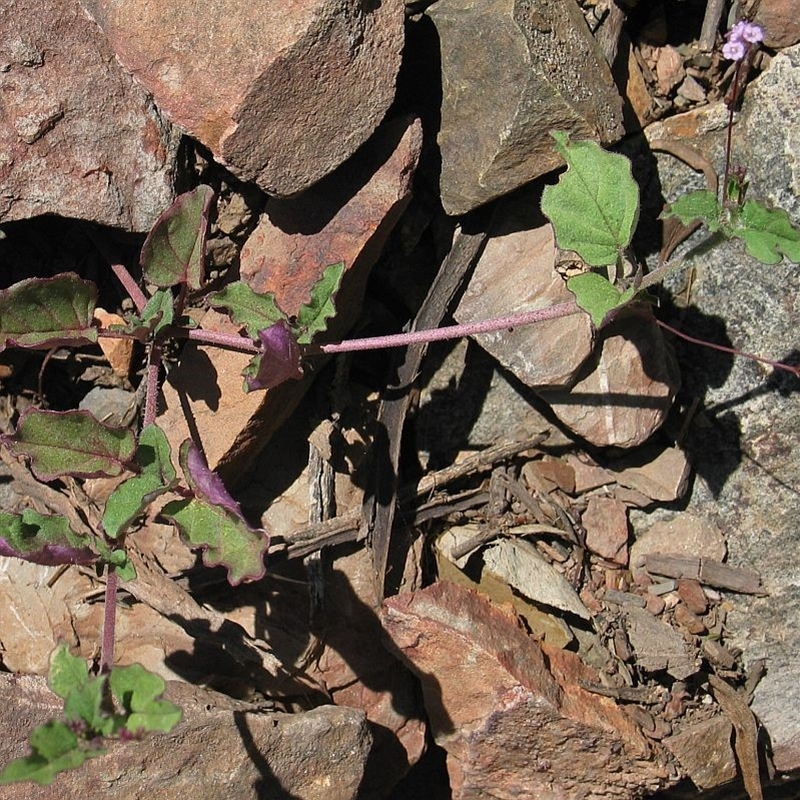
{"left": 102, "top": 425, "right": 177, "bottom": 539}
{"left": 207, "top": 281, "right": 286, "bottom": 338}
{"left": 730, "top": 199, "right": 800, "bottom": 264}
{"left": 0, "top": 509, "right": 95, "bottom": 566}
{"left": 295, "top": 261, "right": 346, "bottom": 344}
{"left": 141, "top": 186, "right": 215, "bottom": 290}
{"left": 2, "top": 409, "right": 136, "bottom": 481}
{"left": 109, "top": 664, "right": 182, "bottom": 733}
{"left": 161, "top": 497, "right": 268, "bottom": 585}
{"left": 566, "top": 272, "right": 636, "bottom": 328}
{"left": 0, "top": 721, "right": 90, "bottom": 786}
{"left": 48, "top": 644, "right": 90, "bottom": 701}
{"left": 0, "top": 274, "right": 98, "bottom": 352}
{"left": 63, "top": 679, "right": 111, "bottom": 736}
{"left": 122, "top": 289, "right": 176, "bottom": 340}
{"left": 662, "top": 189, "right": 722, "bottom": 232}
{"left": 541, "top": 132, "right": 640, "bottom": 267}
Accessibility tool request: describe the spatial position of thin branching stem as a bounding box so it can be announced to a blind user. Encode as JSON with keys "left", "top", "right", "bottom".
{"left": 656, "top": 319, "right": 800, "bottom": 378}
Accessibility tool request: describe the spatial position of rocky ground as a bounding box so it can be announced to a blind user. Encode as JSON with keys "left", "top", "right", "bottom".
{"left": 0, "top": 1, "right": 799, "bottom": 799}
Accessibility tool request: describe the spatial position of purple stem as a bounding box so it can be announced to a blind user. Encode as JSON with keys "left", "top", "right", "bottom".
{"left": 143, "top": 340, "right": 163, "bottom": 426}
{"left": 100, "top": 566, "right": 118, "bottom": 673}
{"left": 110, "top": 263, "right": 148, "bottom": 315}
{"left": 313, "top": 303, "right": 579, "bottom": 354}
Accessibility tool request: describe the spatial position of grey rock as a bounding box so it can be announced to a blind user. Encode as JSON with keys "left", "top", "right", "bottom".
{"left": 428, "top": 0, "right": 623, "bottom": 215}
{"left": 0, "top": 0, "right": 178, "bottom": 231}
{"left": 0, "top": 675, "right": 371, "bottom": 800}
{"left": 647, "top": 44, "right": 800, "bottom": 773}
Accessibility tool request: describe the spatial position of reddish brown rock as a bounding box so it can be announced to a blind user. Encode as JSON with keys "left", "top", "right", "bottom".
{"left": 455, "top": 198, "right": 593, "bottom": 389}
{"left": 540, "top": 315, "right": 680, "bottom": 448}
{"left": 677, "top": 578, "right": 708, "bottom": 615}
{"left": 0, "top": 676, "right": 371, "bottom": 800}
{"left": 0, "top": 0, "right": 178, "bottom": 230}
{"left": 80, "top": 0, "right": 405, "bottom": 196}
{"left": 609, "top": 445, "right": 691, "bottom": 503}
{"left": 754, "top": 0, "right": 800, "bottom": 48}
{"left": 159, "top": 117, "right": 423, "bottom": 474}
{"left": 382, "top": 582, "right": 675, "bottom": 799}
{"left": 582, "top": 496, "right": 629, "bottom": 564}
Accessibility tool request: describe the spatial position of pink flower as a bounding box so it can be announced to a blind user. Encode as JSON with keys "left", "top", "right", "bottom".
{"left": 722, "top": 40, "right": 746, "bottom": 61}
{"left": 723, "top": 20, "right": 765, "bottom": 61}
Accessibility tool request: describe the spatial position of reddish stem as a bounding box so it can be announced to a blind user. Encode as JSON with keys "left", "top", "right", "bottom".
{"left": 110, "top": 263, "right": 148, "bottom": 315}
{"left": 656, "top": 319, "right": 800, "bottom": 377}
{"left": 100, "top": 566, "right": 118, "bottom": 673}
{"left": 312, "top": 303, "right": 580, "bottom": 354}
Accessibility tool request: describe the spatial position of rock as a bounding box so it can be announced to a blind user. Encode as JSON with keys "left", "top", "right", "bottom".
{"left": 582, "top": 496, "right": 629, "bottom": 564}
{"left": 539, "top": 314, "right": 680, "bottom": 448}
{"left": 78, "top": 387, "right": 138, "bottom": 428}
{"left": 654, "top": 45, "right": 685, "bottom": 95}
{"left": 159, "top": 117, "right": 423, "bottom": 474}
{"left": 80, "top": 0, "right": 405, "bottom": 197}
{"left": 663, "top": 716, "right": 737, "bottom": 790}
{"left": 94, "top": 310, "right": 135, "bottom": 378}
{"left": 0, "top": 0, "right": 178, "bottom": 230}
{"left": 677, "top": 578, "right": 708, "bottom": 615}
{"left": 754, "top": 0, "right": 800, "bottom": 48}
{"left": 649, "top": 43, "right": 800, "bottom": 772}
{"left": 565, "top": 454, "right": 615, "bottom": 493}
{"left": 0, "top": 675, "right": 371, "bottom": 800}
{"left": 382, "top": 582, "right": 676, "bottom": 798}
{"left": 482, "top": 538, "right": 592, "bottom": 620}
{"left": 427, "top": 0, "right": 623, "bottom": 215}
{"left": 454, "top": 196, "right": 593, "bottom": 389}
{"left": 608, "top": 445, "right": 691, "bottom": 503}
{"left": 623, "top": 606, "right": 697, "bottom": 680}
{"left": 630, "top": 514, "right": 727, "bottom": 575}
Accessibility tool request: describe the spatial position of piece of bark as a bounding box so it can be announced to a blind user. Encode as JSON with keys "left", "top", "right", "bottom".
{"left": 79, "top": 0, "right": 405, "bottom": 196}
{"left": 644, "top": 554, "right": 766, "bottom": 595}
{"left": 710, "top": 675, "right": 765, "bottom": 800}
{"left": 361, "top": 209, "right": 493, "bottom": 599}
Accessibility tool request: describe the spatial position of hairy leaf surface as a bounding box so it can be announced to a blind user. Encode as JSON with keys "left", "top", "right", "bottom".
{"left": 542, "top": 132, "right": 639, "bottom": 267}
{"left": 2, "top": 410, "right": 136, "bottom": 481}
{"left": 0, "top": 274, "right": 98, "bottom": 351}
{"left": 141, "top": 185, "right": 214, "bottom": 289}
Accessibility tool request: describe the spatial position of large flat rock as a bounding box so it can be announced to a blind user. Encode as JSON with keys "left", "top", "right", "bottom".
{"left": 644, "top": 44, "right": 800, "bottom": 774}
{"left": 80, "top": 0, "right": 405, "bottom": 197}
{"left": 0, "top": 0, "right": 178, "bottom": 230}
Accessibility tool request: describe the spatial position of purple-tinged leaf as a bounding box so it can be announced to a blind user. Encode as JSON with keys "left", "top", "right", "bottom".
{"left": 161, "top": 440, "right": 269, "bottom": 584}
{"left": 0, "top": 509, "right": 95, "bottom": 566}
{"left": 181, "top": 439, "right": 242, "bottom": 516}
{"left": 0, "top": 274, "right": 98, "bottom": 352}
{"left": 242, "top": 320, "right": 303, "bottom": 392}
{"left": 140, "top": 186, "right": 215, "bottom": 290}
{"left": 1, "top": 409, "right": 137, "bottom": 481}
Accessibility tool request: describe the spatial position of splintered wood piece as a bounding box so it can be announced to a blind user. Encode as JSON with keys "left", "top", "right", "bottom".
{"left": 644, "top": 554, "right": 765, "bottom": 595}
